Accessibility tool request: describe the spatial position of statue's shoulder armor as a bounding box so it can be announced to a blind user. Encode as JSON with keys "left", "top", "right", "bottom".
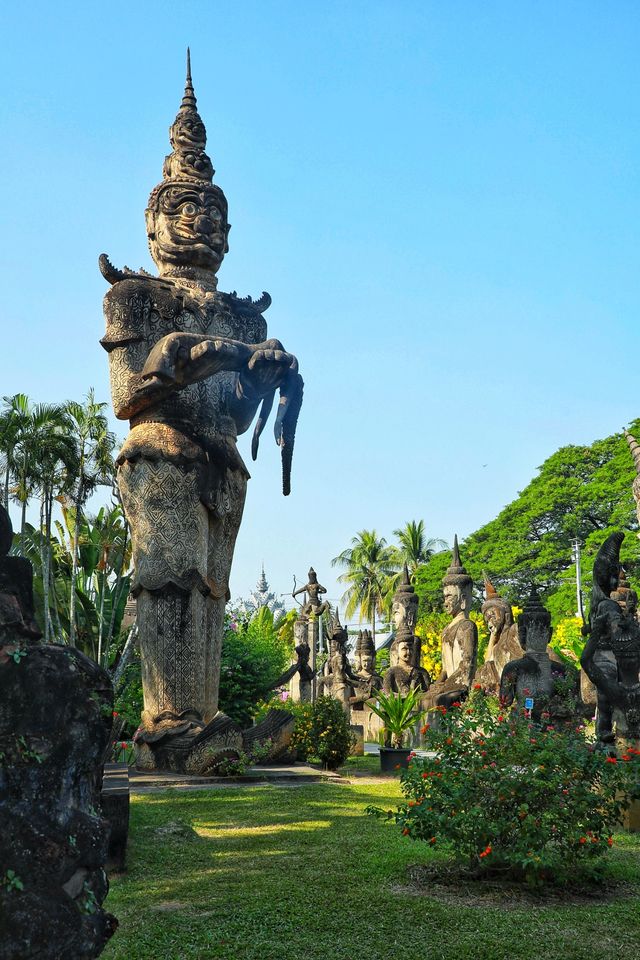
{"left": 216, "top": 290, "right": 271, "bottom": 344}
{"left": 101, "top": 274, "right": 184, "bottom": 352}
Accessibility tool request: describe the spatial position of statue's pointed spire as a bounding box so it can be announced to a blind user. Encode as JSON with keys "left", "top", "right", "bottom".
{"left": 443, "top": 534, "right": 472, "bottom": 588}
{"left": 181, "top": 47, "right": 197, "bottom": 111}
{"left": 483, "top": 571, "right": 498, "bottom": 599}
{"left": 402, "top": 563, "right": 410, "bottom": 585}
{"left": 624, "top": 429, "right": 640, "bottom": 475}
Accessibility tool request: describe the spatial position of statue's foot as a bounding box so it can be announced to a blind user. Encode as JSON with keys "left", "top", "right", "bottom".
{"left": 134, "top": 709, "right": 243, "bottom": 774}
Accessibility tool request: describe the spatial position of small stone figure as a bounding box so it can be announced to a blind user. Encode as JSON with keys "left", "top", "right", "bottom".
{"left": 580, "top": 532, "right": 640, "bottom": 743}
{"left": 500, "top": 587, "right": 575, "bottom": 724}
{"left": 0, "top": 506, "right": 117, "bottom": 958}
{"left": 293, "top": 567, "right": 330, "bottom": 621}
{"left": 423, "top": 535, "right": 478, "bottom": 709}
{"left": 351, "top": 630, "right": 383, "bottom": 699}
{"left": 318, "top": 610, "right": 360, "bottom": 713}
{"left": 272, "top": 640, "right": 315, "bottom": 703}
{"left": 382, "top": 632, "right": 431, "bottom": 697}
{"left": 474, "top": 574, "right": 523, "bottom": 693}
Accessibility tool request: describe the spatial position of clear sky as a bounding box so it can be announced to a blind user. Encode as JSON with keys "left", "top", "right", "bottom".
{"left": 1, "top": 1, "right": 638, "bottom": 621}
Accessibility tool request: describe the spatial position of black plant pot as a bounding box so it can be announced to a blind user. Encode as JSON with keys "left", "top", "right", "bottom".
{"left": 379, "top": 746, "right": 411, "bottom": 774}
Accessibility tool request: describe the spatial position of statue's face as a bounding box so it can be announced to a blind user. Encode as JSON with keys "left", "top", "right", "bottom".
{"left": 397, "top": 641, "right": 412, "bottom": 666}
{"left": 485, "top": 606, "right": 505, "bottom": 634}
{"left": 525, "top": 621, "right": 551, "bottom": 654}
{"left": 443, "top": 585, "right": 463, "bottom": 616}
{"left": 360, "top": 653, "right": 375, "bottom": 674}
{"left": 392, "top": 597, "right": 417, "bottom": 631}
{"left": 146, "top": 184, "right": 229, "bottom": 273}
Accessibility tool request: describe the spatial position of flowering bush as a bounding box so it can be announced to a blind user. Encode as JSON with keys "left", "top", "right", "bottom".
{"left": 368, "top": 689, "right": 640, "bottom": 885}
{"left": 289, "top": 697, "right": 354, "bottom": 769}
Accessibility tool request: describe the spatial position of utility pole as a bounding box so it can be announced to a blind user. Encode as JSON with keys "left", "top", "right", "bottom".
{"left": 570, "top": 538, "right": 584, "bottom": 622}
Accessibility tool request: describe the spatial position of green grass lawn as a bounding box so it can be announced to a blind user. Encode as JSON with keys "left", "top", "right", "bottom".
{"left": 103, "top": 781, "right": 640, "bottom": 960}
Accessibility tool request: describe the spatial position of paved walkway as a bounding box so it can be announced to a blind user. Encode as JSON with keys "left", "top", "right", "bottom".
{"left": 129, "top": 763, "right": 347, "bottom": 794}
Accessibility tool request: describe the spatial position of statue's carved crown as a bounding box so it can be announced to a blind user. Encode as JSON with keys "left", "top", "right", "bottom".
{"left": 355, "top": 629, "right": 375, "bottom": 657}
{"left": 481, "top": 571, "right": 512, "bottom": 618}
{"left": 517, "top": 586, "right": 551, "bottom": 646}
{"left": 442, "top": 535, "right": 472, "bottom": 589}
{"left": 393, "top": 564, "right": 418, "bottom": 607}
{"left": 147, "top": 49, "right": 226, "bottom": 213}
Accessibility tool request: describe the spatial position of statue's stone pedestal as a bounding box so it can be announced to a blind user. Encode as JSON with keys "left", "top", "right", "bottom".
{"left": 350, "top": 703, "right": 383, "bottom": 744}
{"left": 350, "top": 724, "right": 364, "bottom": 756}
{"left": 623, "top": 799, "right": 640, "bottom": 833}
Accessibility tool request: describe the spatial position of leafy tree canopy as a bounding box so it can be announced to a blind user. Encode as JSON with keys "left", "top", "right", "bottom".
{"left": 414, "top": 420, "right": 640, "bottom": 623}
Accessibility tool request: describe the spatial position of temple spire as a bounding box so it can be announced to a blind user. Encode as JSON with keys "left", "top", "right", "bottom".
{"left": 181, "top": 47, "right": 197, "bottom": 111}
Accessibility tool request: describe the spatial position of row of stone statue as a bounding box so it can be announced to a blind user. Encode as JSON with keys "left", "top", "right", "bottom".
{"left": 284, "top": 532, "right": 640, "bottom": 749}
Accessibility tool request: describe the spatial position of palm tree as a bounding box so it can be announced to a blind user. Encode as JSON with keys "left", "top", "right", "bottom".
{"left": 331, "top": 530, "right": 399, "bottom": 642}
{"left": 392, "top": 520, "right": 447, "bottom": 577}
{"left": 22, "top": 404, "right": 78, "bottom": 641}
{"left": 62, "top": 390, "right": 116, "bottom": 647}
{"left": 0, "top": 394, "right": 30, "bottom": 513}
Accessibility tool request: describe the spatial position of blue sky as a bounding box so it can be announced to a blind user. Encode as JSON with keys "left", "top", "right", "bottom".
{"left": 1, "top": 1, "right": 638, "bottom": 619}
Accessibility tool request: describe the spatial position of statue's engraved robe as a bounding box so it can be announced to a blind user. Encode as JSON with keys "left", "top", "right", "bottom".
{"left": 101, "top": 276, "right": 267, "bottom": 722}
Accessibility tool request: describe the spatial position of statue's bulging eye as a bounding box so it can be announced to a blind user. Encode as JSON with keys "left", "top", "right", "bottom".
{"left": 181, "top": 203, "right": 198, "bottom": 217}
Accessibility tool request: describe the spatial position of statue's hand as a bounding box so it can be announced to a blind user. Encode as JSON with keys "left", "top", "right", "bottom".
{"left": 142, "top": 333, "right": 249, "bottom": 388}
{"left": 238, "top": 346, "right": 297, "bottom": 400}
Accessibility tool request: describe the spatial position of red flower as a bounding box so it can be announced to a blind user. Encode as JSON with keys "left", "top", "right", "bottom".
{"left": 394, "top": 764, "right": 401, "bottom": 770}
{"left": 421, "top": 724, "right": 430, "bottom": 734}
{"left": 479, "top": 844, "right": 492, "bottom": 858}
{"left": 579, "top": 837, "right": 587, "bottom": 844}
{"left": 497, "top": 715, "right": 504, "bottom": 723}
{"left": 605, "top": 757, "right": 617, "bottom": 764}
{"left": 451, "top": 701, "right": 461, "bottom": 708}
{"left": 429, "top": 836, "right": 436, "bottom": 845}
{"left": 473, "top": 684, "right": 482, "bottom": 691}
{"left": 112, "top": 711, "right": 119, "bottom": 717}
{"left": 402, "top": 828, "right": 410, "bottom": 836}
{"left": 445, "top": 737, "right": 453, "bottom": 745}
{"left": 607, "top": 837, "right": 614, "bottom": 847}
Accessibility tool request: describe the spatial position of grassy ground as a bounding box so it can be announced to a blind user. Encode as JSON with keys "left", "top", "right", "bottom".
{"left": 103, "top": 780, "right": 640, "bottom": 960}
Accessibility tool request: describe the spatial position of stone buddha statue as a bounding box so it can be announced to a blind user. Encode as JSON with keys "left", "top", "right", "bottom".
{"left": 500, "top": 587, "right": 575, "bottom": 723}
{"left": 382, "top": 631, "right": 431, "bottom": 697}
{"left": 423, "top": 536, "right": 478, "bottom": 709}
{"left": 474, "top": 574, "right": 523, "bottom": 693}
{"left": 581, "top": 532, "right": 640, "bottom": 743}
{"left": 350, "top": 629, "right": 383, "bottom": 702}
{"left": 390, "top": 565, "right": 419, "bottom": 667}
{"left": 100, "top": 53, "right": 303, "bottom": 770}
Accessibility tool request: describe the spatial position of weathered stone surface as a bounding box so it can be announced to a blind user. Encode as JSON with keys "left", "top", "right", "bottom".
{"left": 293, "top": 567, "right": 329, "bottom": 622}
{"left": 474, "top": 574, "right": 523, "bottom": 693}
{"left": 243, "top": 709, "right": 296, "bottom": 762}
{"left": 423, "top": 536, "right": 477, "bottom": 710}
{"left": 101, "top": 763, "right": 130, "bottom": 874}
{"left": 581, "top": 532, "right": 640, "bottom": 744}
{"left": 382, "top": 568, "right": 430, "bottom": 699}
{"left": 100, "top": 52, "right": 303, "bottom": 772}
{"left": 500, "top": 587, "right": 576, "bottom": 723}
{"left": 0, "top": 507, "right": 116, "bottom": 959}
{"left": 318, "top": 610, "right": 361, "bottom": 713}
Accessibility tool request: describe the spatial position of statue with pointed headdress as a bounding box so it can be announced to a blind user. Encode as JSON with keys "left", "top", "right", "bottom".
{"left": 422, "top": 536, "right": 478, "bottom": 710}
{"left": 317, "top": 609, "right": 361, "bottom": 713}
{"left": 500, "top": 586, "right": 575, "bottom": 723}
{"left": 624, "top": 429, "right": 640, "bottom": 535}
{"left": 99, "top": 53, "right": 303, "bottom": 771}
{"left": 383, "top": 567, "right": 430, "bottom": 696}
{"left": 293, "top": 567, "right": 330, "bottom": 622}
{"left": 473, "top": 574, "right": 523, "bottom": 693}
{"left": 581, "top": 532, "right": 640, "bottom": 743}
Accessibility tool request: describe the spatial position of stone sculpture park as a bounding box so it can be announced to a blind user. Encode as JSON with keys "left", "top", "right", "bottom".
{"left": 100, "top": 54, "right": 303, "bottom": 772}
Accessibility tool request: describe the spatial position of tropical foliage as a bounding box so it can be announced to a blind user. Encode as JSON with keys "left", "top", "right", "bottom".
{"left": 366, "top": 687, "right": 425, "bottom": 748}
{"left": 369, "top": 689, "right": 640, "bottom": 886}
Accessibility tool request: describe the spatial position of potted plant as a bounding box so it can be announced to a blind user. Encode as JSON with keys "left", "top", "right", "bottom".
{"left": 367, "top": 687, "right": 425, "bottom": 774}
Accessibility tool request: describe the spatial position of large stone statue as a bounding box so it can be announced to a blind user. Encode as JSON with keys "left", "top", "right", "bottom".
{"left": 474, "top": 574, "right": 523, "bottom": 693}
{"left": 624, "top": 430, "right": 640, "bottom": 534}
{"left": 351, "top": 630, "right": 383, "bottom": 699}
{"left": 581, "top": 532, "right": 640, "bottom": 743}
{"left": 0, "top": 507, "right": 117, "bottom": 959}
{"left": 423, "top": 535, "right": 478, "bottom": 709}
{"left": 100, "top": 54, "right": 302, "bottom": 770}
{"left": 500, "top": 587, "right": 575, "bottom": 724}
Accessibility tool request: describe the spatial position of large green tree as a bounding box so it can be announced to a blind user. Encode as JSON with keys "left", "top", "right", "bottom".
{"left": 414, "top": 421, "right": 640, "bottom": 622}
